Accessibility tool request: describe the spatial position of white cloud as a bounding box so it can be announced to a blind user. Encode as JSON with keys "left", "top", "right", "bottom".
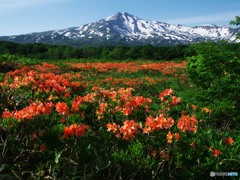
{"left": 162, "top": 11, "right": 240, "bottom": 26}
{"left": 0, "top": 0, "right": 68, "bottom": 14}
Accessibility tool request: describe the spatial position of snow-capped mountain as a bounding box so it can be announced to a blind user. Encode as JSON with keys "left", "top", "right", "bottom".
{"left": 1, "top": 12, "right": 240, "bottom": 47}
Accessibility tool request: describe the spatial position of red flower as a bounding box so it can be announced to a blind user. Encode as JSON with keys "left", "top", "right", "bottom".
{"left": 190, "top": 141, "right": 196, "bottom": 150}
{"left": 31, "top": 132, "right": 37, "bottom": 140}
{"left": 39, "top": 131, "right": 44, "bottom": 136}
{"left": 212, "top": 149, "right": 221, "bottom": 158}
{"left": 222, "top": 137, "right": 234, "bottom": 145}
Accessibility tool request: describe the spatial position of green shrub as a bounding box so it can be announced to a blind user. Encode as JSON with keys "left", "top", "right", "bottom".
{"left": 185, "top": 41, "right": 240, "bottom": 129}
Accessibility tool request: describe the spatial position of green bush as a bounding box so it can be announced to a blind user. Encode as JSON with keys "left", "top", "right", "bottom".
{"left": 185, "top": 41, "right": 240, "bottom": 129}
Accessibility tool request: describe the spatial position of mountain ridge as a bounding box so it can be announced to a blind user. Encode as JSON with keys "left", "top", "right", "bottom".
{"left": 1, "top": 12, "right": 240, "bottom": 48}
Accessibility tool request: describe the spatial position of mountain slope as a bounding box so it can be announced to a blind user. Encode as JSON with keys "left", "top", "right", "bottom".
{"left": 1, "top": 12, "right": 240, "bottom": 47}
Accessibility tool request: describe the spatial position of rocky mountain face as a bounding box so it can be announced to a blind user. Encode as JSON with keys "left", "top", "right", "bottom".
{"left": 1, "top": 12, "right": 240, "bottom": 47}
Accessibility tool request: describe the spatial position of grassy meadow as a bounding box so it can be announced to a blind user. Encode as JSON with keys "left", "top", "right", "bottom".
{"left": 0, "top": 54, "right": 239, "bottom": 179}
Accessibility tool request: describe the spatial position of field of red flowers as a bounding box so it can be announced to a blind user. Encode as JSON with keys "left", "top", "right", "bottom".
{"left": 0, "top": 58, "right": 239, "bottom": 179}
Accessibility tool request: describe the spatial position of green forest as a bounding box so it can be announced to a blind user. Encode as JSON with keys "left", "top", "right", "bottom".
{"left": 1, "top": 39, "right": 240, "bottom": 62}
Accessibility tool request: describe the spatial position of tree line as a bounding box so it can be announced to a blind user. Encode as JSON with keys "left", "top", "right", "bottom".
{"left": 0, "top": 40, "right": 240, "bottom": 61}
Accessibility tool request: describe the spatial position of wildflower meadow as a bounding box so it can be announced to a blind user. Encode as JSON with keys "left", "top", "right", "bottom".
{"left": 0, "top": 41, "right": 239, "bottom": 179}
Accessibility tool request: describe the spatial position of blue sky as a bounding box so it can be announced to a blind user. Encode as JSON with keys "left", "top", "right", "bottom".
{"left": 1, "top": 0, "right": 240, "bottom": 36}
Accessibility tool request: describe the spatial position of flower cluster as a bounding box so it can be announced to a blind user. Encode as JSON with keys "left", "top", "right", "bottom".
{"left": 62, "top": 123, "right": 90, "bottom": 139}
{"left": 2, "top": 101, "right": 54, "bottom": 121}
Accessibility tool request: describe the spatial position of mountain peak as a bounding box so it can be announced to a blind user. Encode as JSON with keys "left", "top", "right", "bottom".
{"left": 1, "top": 12, "right": 239, "bottom": 48}
{"left": 116, "top": 12, "right": 130, "bottom": 15}
{"left": 105, "top": 12, "right": 135, "bottom": 21}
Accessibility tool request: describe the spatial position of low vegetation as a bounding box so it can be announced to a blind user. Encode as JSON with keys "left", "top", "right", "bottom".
{"left": 0, "top": 40, "right": 239, "bottom": 179}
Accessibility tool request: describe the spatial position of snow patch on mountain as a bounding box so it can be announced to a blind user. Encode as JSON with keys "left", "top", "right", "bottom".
{"left": 1, "top": 12, "right": 240, "bottom": 46}
{"left": 65, "top": 32, "right": 71, "bottom": 37}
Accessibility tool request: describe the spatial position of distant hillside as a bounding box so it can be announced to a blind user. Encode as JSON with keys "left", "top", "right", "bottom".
{"left": 1, "top": 12, "right": 240, "bottom": 48}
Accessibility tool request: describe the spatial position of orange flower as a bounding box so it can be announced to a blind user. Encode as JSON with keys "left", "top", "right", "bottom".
{"left": 222, "top": 137, "right": 234, "bottom": 145}
{"left": 202, "top": 108, "right": 212, "bottom": 114}
{"left": 55, "top": 102, "right": 69, "bottom": 115}
{"left": 2, "top": 110, "right": 12, "bottom": 119}
{"left": 190, "top": 141, "right": 196, "bottom": 149}
{"left": 227, "top": 138, "right": 234, "bottom": 145}
{"left": 181, "top": 110, "right": 187, "bottom": 115}
{"left": 212, "top": 149, "right": 221, "bottom": 158}
{"left": 40, "top": 144, "right": 47, "bottom": 152}
{"left": 39, "top": 131, "right": 43, "bottom": 136}
{"left": 167, "top": 131, "right": 173, "bottom": 143}
{"left": 192, "top": 105, "right": 197, "bottom": 111}
{"left": 174, "top": 133, "right": 180, "bottom": 141}
{"left": 122, "top": 107, "right": 131, "bottom": 116}
{"left": 165, "top": 152, "right": 170, "bottom": 161}
{"left": 62, "top": 123, "right": 90, "bottom": 139}
{"left": 31, "top": 132, "right": 37, "bottom": 140}
{"left": 107, "top": 123, "right": 118, "bottom": 133}
{"left": 222, "top": 137, "right": 228, "bottom": 143}
{"left": 142, "top": 127, "right": 149, "bottom": 133}
{"left": 160, "top": 150, "right": 170, "bottom": 161}
{"left": 151, "top": 150, "right": 157, "bottom": 157}
{"left": 28, "top": 103, "right": 39, "bottom": 116}
{"left": 37, "top": 103, "right": 44, "bottom": 115}
{"left": 160, "top": 150, "right": 166, "bottom": 158}
{"left": 115, "top": 133, "right": 121, "bottom": 138}
{"left": 163, "top": 88, "right": 174, "bottom": 97}
{"left": 75, "top": 124, "right": 90, "bottom": 137}
{"left": 209, "top": 146, "right": 214, "bottom": 152}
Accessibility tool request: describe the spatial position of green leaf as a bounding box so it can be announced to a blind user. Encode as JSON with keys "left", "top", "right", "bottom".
{"left": 0, "top": 174, "right": 16, "bottom": 179}
{"left": 74, "top": 170, "right": 84, "bottom": 174}
{"left": 94, "top": 150, "right": 100, "bottom": 169}
{"left": 47, "top": 160, "right": 56, "bottom": 166}
{"left": 55, "top": 152, "right": 61, "bottom": 163}
{"left": 11, "top": 168, "right": 23, "bottom": 180}
{"left": 219, "top": 139, "right": 222, "bottom": 146}
{"left": 99, "top": 161, "right": 110, "bottom": 170}
{"left": 84, "top": 175, "right": 89, "bottom": 180}
{"left": 73, "top": 176, "right": 83, "bottom": 179}
{"left": 55, "top": 149, "right": 66, "bottom": 164}
{"left": 87, "top": 144, "right": 91, "bottom": 150}
{"left": 0, "top": 164, "right": 6, "bottom": 172}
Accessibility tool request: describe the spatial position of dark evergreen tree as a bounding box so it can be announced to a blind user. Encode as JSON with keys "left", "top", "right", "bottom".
{"left": 126, "top": 46, "right": 141, "bottom": 59}
{"left": 108, "top": 45, "right": 125, "bottom": 60}
{"left": 18, "top": 46, "right": 28, "bottom": 56}
{"left": 32, "top": 43, "right": 48, "bottom": 54}
{"left": 142, "top": 44, "right": 154, "bottom": 59}
{"left": 64, "top": 46, "right": 76, "bottom": 59}
{"left": 102, "top": 46, "right": 110, "bottom": 59}
{"left": 86, "top": 46, "right": 96, "bottom": 58}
